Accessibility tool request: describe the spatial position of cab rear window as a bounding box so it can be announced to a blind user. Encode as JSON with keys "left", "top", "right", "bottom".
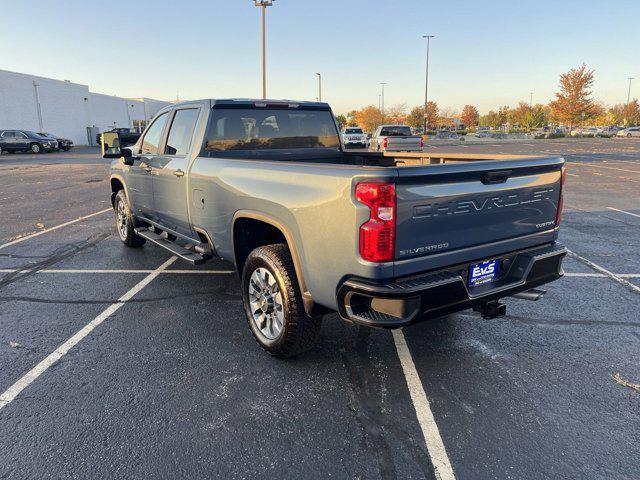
{"left": 201, "top": 108, "right": 340, "bottom": 153}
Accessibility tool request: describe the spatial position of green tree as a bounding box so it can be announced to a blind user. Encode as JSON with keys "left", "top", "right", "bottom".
{"left": 335, "top": 114, "right": 347, "bottom": 131}
{"left": 521, "top": 104, "right": 548, "bottom": 130}
{"left": 406, "top": 102, "right": 438, "bottom": 131}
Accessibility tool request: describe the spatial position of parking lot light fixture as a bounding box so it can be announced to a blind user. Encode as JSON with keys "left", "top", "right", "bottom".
{"left": 380, "top": 82, "right": 386, "bottom": 120}
{"left": 254, "top": 0, "right": 275, "bottom": 99}
{"left": 316, "top": 73, "right": 322, "bottom": 102}
{"left": 627, "top": 77, "right": 634, "bottom": 104}
{"left": 422, "top": 35, "right": 434, "bottom": 133}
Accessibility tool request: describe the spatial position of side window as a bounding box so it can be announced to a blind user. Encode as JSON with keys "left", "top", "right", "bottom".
{"left": 140, "top": 112, "right": 169, "bottom": 154}
{"left": 1, "top": 131, "right": 13, "bottom": 138}
{"left": 17, "top": 132, "right": 28, "bottom": 138}
{"left": 165, "top": 109, "right": 198, "bottom": 155}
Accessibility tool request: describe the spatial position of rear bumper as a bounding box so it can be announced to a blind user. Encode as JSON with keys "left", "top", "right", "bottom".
{"left": 336, "top": 243, "right": 566, "bottom": 328}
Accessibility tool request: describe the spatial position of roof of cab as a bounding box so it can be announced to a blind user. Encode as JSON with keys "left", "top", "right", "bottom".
{"left": 167, "top": 98, "right": 332, "bottom": 109}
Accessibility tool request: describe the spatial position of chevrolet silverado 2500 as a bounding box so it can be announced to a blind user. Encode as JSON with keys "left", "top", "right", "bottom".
{"left": 104, "top": 99, "right": 566, "bottom": 357}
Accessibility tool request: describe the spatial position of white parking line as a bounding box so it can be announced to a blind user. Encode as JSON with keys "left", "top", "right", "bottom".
{"left": 0, "top": 208, "right": 112, "bottom": 250}
{"left": 392, "top": 329, "right": 456, "bottom": 480}
{"left": 566, "top": 250, "right": 640, "bottom": 294}
{"left": 0, "top": 256, "right": 177, "bottom": 412}
{"left": 564, "top": 272, "right": 640, "bottom": 278}
{"left": 606, "top": 207, "right": 640, "bottom": 219}
{"left": 0, "top": 268, "right": 234, "bottom": 274}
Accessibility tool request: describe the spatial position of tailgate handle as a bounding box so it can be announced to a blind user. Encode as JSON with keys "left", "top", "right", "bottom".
{"left": 482, "top": 170, "right": 512, "bottom": 184}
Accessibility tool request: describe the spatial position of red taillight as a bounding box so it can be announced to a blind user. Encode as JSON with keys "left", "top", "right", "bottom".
{"left": 355, "top": 182, "right": 396, "bottom": 262}
{"left": 382, "top": 137, "right": 388, "bottom": 149}
{"left": 556, "top": 165, "right": 566, "bottom": 226}
{"left": 419, "top": 138, "right": 424, "bottom": 149}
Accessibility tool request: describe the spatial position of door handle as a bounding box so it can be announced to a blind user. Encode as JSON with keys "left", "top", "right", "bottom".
{"left": 173, "top": 169, "right": 185, "bottom": 177}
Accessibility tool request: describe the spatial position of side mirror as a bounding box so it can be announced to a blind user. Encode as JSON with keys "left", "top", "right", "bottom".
{"left": 122, "top": 148, "right": 135, "bottom": 166}
{"left": 101, "top": 132, "right": 122, "bottom": 158}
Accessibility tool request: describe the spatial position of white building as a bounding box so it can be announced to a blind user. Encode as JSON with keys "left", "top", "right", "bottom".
{"left": 0, "top": 69, "right": 170, "bottom": 145}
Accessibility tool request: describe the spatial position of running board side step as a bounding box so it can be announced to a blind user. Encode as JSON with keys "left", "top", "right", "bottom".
{"left": 134, "top": 228, "right": 206, "bottom": 265}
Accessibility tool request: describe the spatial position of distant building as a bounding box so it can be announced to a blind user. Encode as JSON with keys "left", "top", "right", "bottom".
{"left": 0, "top": 69, "right": 170, "bottom": 145}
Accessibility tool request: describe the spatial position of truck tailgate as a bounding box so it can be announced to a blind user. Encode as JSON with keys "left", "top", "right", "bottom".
{"left": 394, "top": 157, "right": 564, "bottom": 273}
{"left": 387, "top": 136, "right": 421, "bottom": 151}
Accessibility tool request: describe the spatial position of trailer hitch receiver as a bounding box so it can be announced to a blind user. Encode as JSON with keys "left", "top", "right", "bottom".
{"left": 474, "top": 300, "right": 506, "bottom": 319}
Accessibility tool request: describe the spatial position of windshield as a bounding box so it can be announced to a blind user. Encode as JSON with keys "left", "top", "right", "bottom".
{"left": 344, "top": 128, "right": 363, "bottom": 134}
{"left": 380, "top": 126, "right": 412, "bottom": 136}
{"left": 25, "top": 131, "right": 45, "bottom": 138}
{"left": 202, "top": 108, "right": 340, "bottom": 152}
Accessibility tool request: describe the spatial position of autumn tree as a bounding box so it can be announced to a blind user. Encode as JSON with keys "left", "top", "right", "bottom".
{"left": 460, "top": 105, "right": 479, "bottom": 130}
{"left": 346, "top": 111, "right": 359, "bottom": 126}
{"left": 406, "top": 102, "right": 438, "bottom": 131}
{"left": 621, "top": 100, "right": 640, "bottom": 126}
{"left": 549, "top": 64, "right": 598, "bottom": 128}
{"left": 509, "top": 102, "right": 530, "bottom": 127}
{"left": 354, "top": 106, "right": 384, "bottom": 132}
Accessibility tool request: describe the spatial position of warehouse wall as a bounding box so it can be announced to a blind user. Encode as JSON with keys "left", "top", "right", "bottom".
{"left": 0, "top": 69, "right": 169, "bottom": 145}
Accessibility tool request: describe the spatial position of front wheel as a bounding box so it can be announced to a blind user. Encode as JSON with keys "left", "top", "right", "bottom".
{"left": 242, "top": 244, "right": 322, "bottom": 358}
{"left": 30, "top": 143, "right": 41, "bottom": 154}
{"left": 114, "top": 190, "right": 146, "bottom": 247}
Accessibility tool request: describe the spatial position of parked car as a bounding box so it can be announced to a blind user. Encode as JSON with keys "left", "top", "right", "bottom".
{"left": 369, "top": 125, "right": 423, "bottom": 152}
{"left": 342, "top": 127, "right": 367, "bottom": 148}
{"left": 103, "top": 98, "right": 567, "bottom": 357}
{"left": 0, "top": 130, "right": 58, "bottom": 154}
{"left": 475, "top": 130, "right": 493, "bottom": 138}
{"left": 571, "top": 127, "right": 598, "bottom": 137}
{"left": 96, "top": 128, "right": 141, "bottom": 146}
{"left": 616, "top": 126, "right": 640, "bottom": 137}
{"left": 596, "top": 126, "right": 619, "bottom": 138}
{"left": 436, "top": 131, "right": 464, "bottom": 140}
{"left": 37, "top": 132, "right": 74, "bottom": 151}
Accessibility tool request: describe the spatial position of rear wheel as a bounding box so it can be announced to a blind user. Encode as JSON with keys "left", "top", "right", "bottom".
{"left": 242, "top": 244, "right": 322, "bottom": 358}
{"left": 30, "top": 143, "right": 41, "bottom": 154}
{"left": 114, "top": 190, "right": 146, "bottom": 247}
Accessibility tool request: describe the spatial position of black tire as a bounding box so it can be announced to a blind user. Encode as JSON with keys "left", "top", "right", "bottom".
{"left": 62, "top": 147, "right": 71, "bottom": 151}
{"left": 30, "top": 143, "right": 41, "bottom": 154}
{"left": 114, "top": 190, "right": 146, "bottom": 247}
{"left": 242, "top": 244, "right": 322, "bottom": 358}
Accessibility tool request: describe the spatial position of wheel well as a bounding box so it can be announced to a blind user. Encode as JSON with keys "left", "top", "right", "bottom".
{"left": 233, "top": 218, "right": 287, "bottom": 275}
{"left": 110, "top": 178, "right": 124, "bottom": 206}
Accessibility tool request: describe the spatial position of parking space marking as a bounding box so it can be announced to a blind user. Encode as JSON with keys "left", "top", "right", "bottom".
{"left": 566, "top": 250, "right": 640, "bottom": 295}
{"left": 564, "top": 273, "right": 640, "bottom": 278}
{"left": 606, "top": 207, "right": 640, "bottom": 219}
{"left": 571, "top": 162, "right": 640, "bottom": 174}
{"left": 0, "top": 208, "right": 112, "bottom": 250}
{"left": 0, "top": 256, "right": 177, "bottom": 412}
{"left": 0, "top": 268, "right": 234, "bottom": 274}
{"left": 392, "top": 329, "right": 456, "bottom": 480}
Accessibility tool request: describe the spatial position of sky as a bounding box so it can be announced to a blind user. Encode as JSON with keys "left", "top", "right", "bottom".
{"left": 1, "top": 0, "right": 639, "bottom": 115}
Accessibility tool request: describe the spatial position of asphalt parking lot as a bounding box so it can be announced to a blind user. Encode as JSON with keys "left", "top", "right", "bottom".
{"left": 0, "top": 138, "right": 639, "bottom": 479}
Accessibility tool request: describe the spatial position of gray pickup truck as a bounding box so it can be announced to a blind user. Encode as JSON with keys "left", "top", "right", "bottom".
{"left": 369, "top": 125, "right": 423, "bottom": 152}
{"left": 104, "top": 99, "right": 566, "bottom": 357}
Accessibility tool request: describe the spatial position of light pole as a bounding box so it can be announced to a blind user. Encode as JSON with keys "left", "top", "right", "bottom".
{"left": 32, "top": 81, "right": 44, "bottom": 131}
{"left": 627, "top": 77, "right": 634, "bottom": 104}
{"left": 422, "top": 35, "right": 434, "bottom": 133}
{"left": 380, "top": 82, "right": 386, "bottom": 120}
{"left": 316, "top": 73, "right": 322, "bottom": 101}
{"left": 254, "top": 0, "right": 274, "bottom": 99}
{"left": 529, "top": 91, "right": 533, "bottom": 109}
